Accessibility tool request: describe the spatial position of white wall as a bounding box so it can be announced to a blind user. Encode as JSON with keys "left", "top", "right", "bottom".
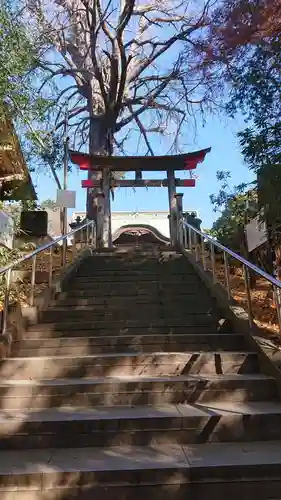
{"left": 111, "top": 211, "right": 170, "bottom": 238}
{"left": 71, "top": 210, "right": 197, "bottom": 239}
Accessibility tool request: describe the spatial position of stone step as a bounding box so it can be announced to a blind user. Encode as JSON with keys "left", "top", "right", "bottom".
{"left": 29, "top": 317, "right": 217, "bottom": 333}
{"left": 1, "top": 402, "right": 281, "bottom": 450}
{"left": 1, "top": 442, "right": 281, "bottom": 499}
{"left": 76, "top": 261, "right": 193, "bottom": 270}
{"left": 39, "top": 305, "right": 215, "bottom": 322}
{"left": 0, "top": 374, "right": 276, "bottom": 410}
{"left": 70, "top": 275, "right": 202, "bottom": 286}
{"left": 73, "top": 265, "right": 196, "bottom": 282}
{"left": 3, "top": 352, "right": 259, "bottom": 379}
{"left": 60, "top": 286, "right": 206, "bottom": 298}
{"left": 53, "top": 295, "right": 211, "bottom": 307}
{"left": 23, "top": 326, "right": 230, "bottom": 340}
{"left": 12, "top": 334, "right": 247, "bottom": 356}
{"left": 73, "top": 265, "right": 192, "bottom": 281}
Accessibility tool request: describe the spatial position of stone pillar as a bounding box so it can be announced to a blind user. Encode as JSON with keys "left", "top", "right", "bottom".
{"left": 167, "top": 169, "right": 177, "bottom": 247}
{"left": 175, "top": 193, "right": 184, "bottom": 248}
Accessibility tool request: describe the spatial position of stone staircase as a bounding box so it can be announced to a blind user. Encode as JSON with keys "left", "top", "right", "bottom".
{"left": 1, "top": 248, "right": 281, "bottom": 499}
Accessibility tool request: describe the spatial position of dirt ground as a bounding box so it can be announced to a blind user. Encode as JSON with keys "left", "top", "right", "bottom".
{"left": 205, "top": 256, "right": 281, "bottom": 344}
{"left": 0, "top": 248, "right": 73, "bottom": 311}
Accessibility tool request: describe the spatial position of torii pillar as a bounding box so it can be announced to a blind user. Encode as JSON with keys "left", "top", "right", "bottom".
{"left": 167, "top": 169, "right": 177, "bottom": 247}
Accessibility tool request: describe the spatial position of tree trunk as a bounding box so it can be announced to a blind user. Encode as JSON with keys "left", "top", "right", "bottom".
{"left": 88, "top": 117, "right": 112, "bottom": 248}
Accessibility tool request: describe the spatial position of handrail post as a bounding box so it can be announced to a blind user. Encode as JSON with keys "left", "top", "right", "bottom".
{"left": 274, "top": 285, "right": 281, "bottom": 335}
{"left": 30, "top": 255, "right": 37, "bottom": 306}
{"left": 188, "top": 227, "right": 192, "bottom": 250}
{"left": 224, "top": 251, "right": 231, "bottom": 300}
{"left": 183, "top": 223, "right": 187, "bottom": 249}
{"left": 195, "top": 232, "right": 200, "bottom": 262}
{"left": 86, "top": 223, "right": 89, "bottom": 247}
{"left": 211, "top": 243, "right": 216, "bottom": 284}
{"left": 243, "top": 264, "right": 254, "bottom": 329}
{"left": 49, "top": 247, "right": 53, "bottom": 287}
{"left": 93, "top": 223, "right": 96, "bottom": 248}
{"left": 201, "top": 235, "right": 207, "bottom": 270}
{"left": 90, "top": 221, "right": 94, "bottom": 246}
{"left": 2, "top": 268, "right": 12, "bottom": 335}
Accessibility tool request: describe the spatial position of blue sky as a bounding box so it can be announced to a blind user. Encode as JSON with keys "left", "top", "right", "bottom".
{"left": 33, "top": 112, "right": 254, "bottom": 230}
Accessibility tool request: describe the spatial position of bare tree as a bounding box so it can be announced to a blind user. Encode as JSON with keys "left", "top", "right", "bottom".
{"left": 26, "top": 0, "right": 215, "bottom": 245}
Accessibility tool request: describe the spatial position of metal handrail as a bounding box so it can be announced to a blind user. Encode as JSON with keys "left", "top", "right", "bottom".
{"left": 0, "top": 221, "right": 94, "bottom": 276}
{"left": 0, "top": 219, "right": 95, "bottom": 334}
{"left": 179, "top": 219, "right": 281, "bottom": 332}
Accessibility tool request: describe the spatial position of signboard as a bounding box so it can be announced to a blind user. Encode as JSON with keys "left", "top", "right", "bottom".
{"left": 56, "top": 189, "right": 76, "bottom": 208}
{"left": 0, "top": 210, "right": 14, "bottom": 249}
{"left": 245, "top": 215, "right": 267, "bottom": 252}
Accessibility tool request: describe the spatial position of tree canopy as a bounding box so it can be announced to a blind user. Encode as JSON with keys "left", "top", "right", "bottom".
{"left": 210, "top": 171, "right": 257, "bottom": 253}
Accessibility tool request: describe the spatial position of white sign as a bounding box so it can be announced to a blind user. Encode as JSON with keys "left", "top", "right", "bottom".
{"left": 246, "top": 215, "right": 267, "bottom": 252}
{"left": 0, "top": 210, "right": 14, "bottom": 249}
{"left": 56, "top": 189, "right": 76, "bottom": 208}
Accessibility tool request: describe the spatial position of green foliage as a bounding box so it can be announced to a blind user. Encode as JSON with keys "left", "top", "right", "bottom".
{"left": 226, "top": 33, "right": 281, "bottom": 237}
{"left": 0, "top": 3, "right": 44, "bottom": 116}
{"left": 0, "top": 2, "right": 64, "bottom": 183}
{"left": 40, "top": 199, "right": 60, "bottom": 211}
{"left": 210, "top": 171, "right": 257, "bottom": 252}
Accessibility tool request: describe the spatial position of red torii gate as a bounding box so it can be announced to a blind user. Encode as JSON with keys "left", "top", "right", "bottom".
{"left": 69, "top": 147, "right": 211, "bottom": 247}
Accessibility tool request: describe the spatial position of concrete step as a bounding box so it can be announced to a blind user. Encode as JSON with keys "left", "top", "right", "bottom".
{"left": 1, "top": 442, "right": 281, "bottom": 499}
{"left": 73, "top": 272, "right": 196, "bottom": 283}
{"left": 12, "top": 334, "right": 247, "bottom": 356}
{"left": 2, "top": 352, "right": 259, "bottom": 379}
{"left": 60, "top": 286, "right": 207, "bottom": 298}
{"left": 77, "top": 257, "right": 186, "bottom": 275}
{"left": 70, "top": 276, "right": 202, "bottom": 286}
{"left": 75, "top": 268, "right": 193, "bottom": 277}
{"left": 53, "top": 295, "right": 211, "bottom": 307}
{"left": 75, "top": 267, "right": 195, "bottom": 275}
{"left": 39, "top": 305, "right": 215, "bottom": 322}
{"left": 24, "top": 326, "right": 223, "bottom": 339}
{"left": 1, "top": 402, "right": 281, "bottom": 450}
{"left": 0, "top": 374, "right": 276, "bottom": 410}
{"left": 28, "top": 317, "right": 217, "bottom": 334}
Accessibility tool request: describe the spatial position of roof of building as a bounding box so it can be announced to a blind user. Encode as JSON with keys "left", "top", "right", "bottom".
{"left": 0, "top": 104, "right": 36, "bottom": 200}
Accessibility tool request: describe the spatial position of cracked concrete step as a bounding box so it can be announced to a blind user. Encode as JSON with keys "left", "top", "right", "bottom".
{"left": 0, "top": 374, "right": 277, "bottom": 410}
{"left": 39, "top": 305, "right": 215, "bottom": 322}
{"left": 3, "top": 352, "right": 259, "bottom": 379}
{"left": 1, "top": 442, "right": 281, "bottom": 499}
{"left": 2, "top": 402, "right": 281, "bottom": 450}
{"left": 12, "top": 334, "right": 247, "bottom": 356}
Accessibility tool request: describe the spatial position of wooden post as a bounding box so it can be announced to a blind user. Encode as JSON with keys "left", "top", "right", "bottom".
{"left": 167, "top": 169, "right": 177, "bottom": 247}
